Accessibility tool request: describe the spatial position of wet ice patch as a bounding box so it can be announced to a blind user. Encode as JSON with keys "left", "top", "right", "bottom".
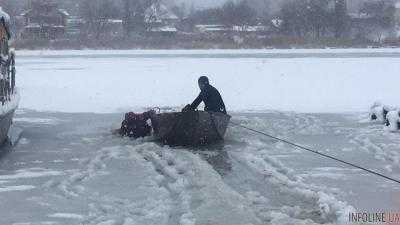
{"left": 14, "top": 117, "right": 62, "bottom": 125}
{"left": 15, "top": 109, "right": 26, "bottom": 115}
{"left": 82, "top": 137, "right": 102, "bottom": 143}
{"left": 52, "top": 159, "right": 64, "bottom": 163}
{"left": 18, "top": 138, "right": 30, "bottom": 145}
{"left": 0, "top": 168, "right": 63, "bottom": 180}
{"left": 48, "top": 213, "right": 84, "bottom": 220}
{"left": 299, "top": 171, "right": 347, "bottom": 180}
{"left": 30, "top": 67, "right": 86, "bottom": 71}
{"left": 97, "top": 220, "right": 116, "bottom": 225}
{"left": 0, "top": 185, "right": 35, "bottom": 193}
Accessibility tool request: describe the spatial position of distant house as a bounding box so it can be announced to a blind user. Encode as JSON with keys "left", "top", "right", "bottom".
{"left": 66, "top": 16, "right": 84, "bottom": 36}
{"left": 195, "top": 25, "right": 231, "bottom": 33}
{"left": 194, "top": 24, "right": 271, "bottom": 35}
{"left": 145, "top": 3, "right": 179, "bottom": 35}
{"left": 20, "top": 0, "right": 69, "bottom": 40}
{"left": 349, "top": 12, "right": 391, "bottom": 42}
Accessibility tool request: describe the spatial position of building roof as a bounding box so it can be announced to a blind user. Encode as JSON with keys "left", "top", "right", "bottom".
{"left": 150, "top": 25, "right": 177, "bottom": 32}
{"left": 145, "top": 3, "right": 179, "bottom": 23}
{"left": 349, "top": 12, "right": 374, "bottom": 20}
{"left": 195, "top": 24, "right": 230, "bottom": 32}
{"left": 233, "top": 25, "right": 268, "bottom": 32}
{"left": 58, "top": 9, "right": 69, "bottom": 17}
{"left": 20, "top": 8, "right": 69, "bottom": 18}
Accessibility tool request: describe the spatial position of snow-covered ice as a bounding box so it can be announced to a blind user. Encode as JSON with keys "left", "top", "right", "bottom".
{"left": 17, "top": 49, "right": 400, "bottom": 113}
{"left": 1, "top": 49, "right": 400, "bottom": 224}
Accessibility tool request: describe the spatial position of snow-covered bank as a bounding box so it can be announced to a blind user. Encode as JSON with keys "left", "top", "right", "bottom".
{"left": 17, "top": 50, "right": 400, "bottom": 113}
{"left": 16, "top": 48, "right": 400, "bottom": 57}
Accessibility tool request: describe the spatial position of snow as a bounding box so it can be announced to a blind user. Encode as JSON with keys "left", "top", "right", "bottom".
{"left": 0, "top": 91, "right": 20, "bottom": 116}
{"left": 370, "top": 104, "right": 385, "bottom": 122}
{"left": 386, "top": 110, "right": 400, "bottom": 131}
{"left": 2, "top": 49, "right": 400, "bottom": 224}
{"left": 17, "top": 49, "right": 400, "bottom": 113}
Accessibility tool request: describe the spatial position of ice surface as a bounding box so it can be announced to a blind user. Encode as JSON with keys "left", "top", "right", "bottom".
{"left": 1, "top": 111, "right": 380, "bottom": 225}
{"left": 1, "top": 50, "right": 399, "bottom": 224}
{"left": 17, "top": 49, "right": 400, "bottom": 113}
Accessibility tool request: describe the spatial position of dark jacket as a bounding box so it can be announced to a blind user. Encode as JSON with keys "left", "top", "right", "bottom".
{"left": 120, "top": 111, "right": 153, "bottom": 138}
{"left": 191, "top": 84, "right": 227, "bottom": 114}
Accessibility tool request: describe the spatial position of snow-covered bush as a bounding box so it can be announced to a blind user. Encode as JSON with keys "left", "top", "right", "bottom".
{"left": 370, "top": 102, "right": 384, "bottom": 122}
{"left": 369, "top": 102, "right": 394, "bottom": 124}
{"left": 385, "top": 110, "right": 400, "bottom": 132}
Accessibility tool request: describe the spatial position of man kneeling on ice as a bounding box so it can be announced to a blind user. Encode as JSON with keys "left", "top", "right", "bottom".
{"left": 183, "top": 76, "right": 227, "bottom": 114}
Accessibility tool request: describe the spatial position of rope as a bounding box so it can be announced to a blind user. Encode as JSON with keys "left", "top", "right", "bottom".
{"left": 229, "top": 121, "right": 400, "bottom": 185}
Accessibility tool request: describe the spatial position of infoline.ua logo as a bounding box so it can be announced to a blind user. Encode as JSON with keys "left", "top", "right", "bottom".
{"left": 349, "top": 212, "right": 400, "bottom": 224}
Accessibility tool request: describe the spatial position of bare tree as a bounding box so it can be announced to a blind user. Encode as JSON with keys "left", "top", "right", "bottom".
{"left": 221, "top": 1, "right": 257, "bottom": 30}
{"left": 279, "top": 0, "right": 309, "bottom": 37}
{"left": 171, "top": 3, "right": 186, "bottom": 20}
{"left": 122, "top": 0, "right": 160, "bottom": 36}
{"left": 334, "top": 0, "right": 348, "bottom": 38}
{"left": 357, "top": 0, "right": 396, "bottom": 42}
{"left": 79, "top": 0, "right": 120, "bottom": 39}
{"left": 279, "top": 0, "right": 334, "bottom": 39}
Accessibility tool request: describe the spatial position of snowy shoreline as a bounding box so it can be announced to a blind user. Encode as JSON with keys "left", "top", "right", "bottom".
{"left": 16, "top": 48, "right": 400, "bottom": 59}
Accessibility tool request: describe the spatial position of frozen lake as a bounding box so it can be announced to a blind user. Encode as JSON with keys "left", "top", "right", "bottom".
{"left": 1, "top": 49, "right": 399, "bottom": 224}
{"left": 17, "top": 49, "right": 400, "bottom": 113}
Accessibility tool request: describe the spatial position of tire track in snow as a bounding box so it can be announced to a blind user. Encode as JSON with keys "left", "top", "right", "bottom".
{"left": 226, "top": 148, "right": 352, "bottom": 224}
{"left": 344, "top": 122, "right": 400, "bottom": 173}
{"left": 136, "top": 145, "right": 195, "bottom": 225}
{"left": 222, "top": 116, "right": 353, "bottom": 225}
{"left": 48, "top": 142, "right": 174, "bottom": 225}
{"left": 44, "top": 147, "right": 114, "bottom": 198}
{"left": 133, "top": 143, "right": 262, "bottom": 225}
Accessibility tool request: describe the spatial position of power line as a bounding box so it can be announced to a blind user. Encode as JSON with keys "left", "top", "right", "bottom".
{"left": 229, "top": 121, "right": 400, "bottom": 185}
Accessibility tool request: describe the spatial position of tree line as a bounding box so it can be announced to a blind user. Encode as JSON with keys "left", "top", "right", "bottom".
{"left": 0, "top": 0, "right": 398, "bottom": 47}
